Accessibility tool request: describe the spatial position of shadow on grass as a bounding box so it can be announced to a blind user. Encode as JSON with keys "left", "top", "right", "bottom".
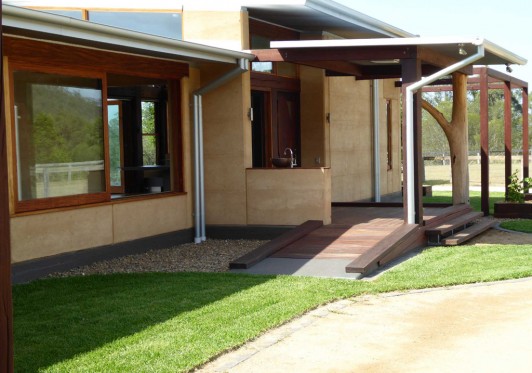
{"left": 13, "top": 272, "right": 275, "bottom": 372}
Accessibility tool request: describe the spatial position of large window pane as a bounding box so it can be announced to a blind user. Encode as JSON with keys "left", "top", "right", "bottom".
{"left": 13, "top": 71, "right": 105, "bottom": 200}
{"left": 89, "top": 11, "right": 182, "bottom": 40}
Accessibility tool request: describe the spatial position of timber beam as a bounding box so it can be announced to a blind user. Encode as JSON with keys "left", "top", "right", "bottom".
{"left": 418, "top": 47, "right": 473, "bottom": 75}
{"left": 251, "top": 46, "right": 417, "bottom": 63}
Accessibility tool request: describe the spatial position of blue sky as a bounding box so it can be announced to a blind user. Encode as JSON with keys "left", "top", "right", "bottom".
{"left": 338, "top": 0, "right": 531, "bottom": 85}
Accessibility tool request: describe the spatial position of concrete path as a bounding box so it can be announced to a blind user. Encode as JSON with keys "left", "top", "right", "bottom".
{"left": 199, "top": 277, "right": 532, "bottom": 373}
{"left": 231, "top": 257, "right": 363, "bottom": 279}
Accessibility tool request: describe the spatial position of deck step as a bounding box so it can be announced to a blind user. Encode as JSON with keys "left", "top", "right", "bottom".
{"left": 229, "top": 220, "right": 323, "bottom": 269}
{"left": 424, "top": 204, "right": 472, "bottom": 228}
{"left": 441, "top": 218, "right": 497, "bottom": 246}
{"left": 425, "top": 211, "right": 483, "bottom": 244}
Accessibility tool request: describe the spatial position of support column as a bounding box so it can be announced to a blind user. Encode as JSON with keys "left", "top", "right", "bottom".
{"left": 401, "top": 58, "right": 423, "bottom": 224}
{"left": 373, "top": 80, "right": 381, "bottom": 202}
{"left": 523, "top": 87, "right": 529, "bottom": 186}
{"left": 479, "top": 68, "right": 490, "bottom": 216}
{"left": 1, "top": 7, "right": 15, "bottom": 371}
{"left": 504, "top": 81, "right": 512, "bottom": 198}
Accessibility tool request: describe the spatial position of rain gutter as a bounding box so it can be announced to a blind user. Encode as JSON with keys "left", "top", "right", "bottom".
{"left": 193, "top": 58, "right": 249, "bottom": 243}
{"left": 404, "top": 40, "right": 485, "bottom": 224}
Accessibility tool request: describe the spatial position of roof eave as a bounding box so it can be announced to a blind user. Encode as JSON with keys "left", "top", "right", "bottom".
{"left": 1, "top": 5, "right": 254, "bottom": 64}
{"left": 304, "top": 0, "right": 415, "bottom": 38}
{"left": 270, "top": 37, "right": 527, "bottom": 67}
{"left": 482, "top": 39, "right": 527, "bottom": 66}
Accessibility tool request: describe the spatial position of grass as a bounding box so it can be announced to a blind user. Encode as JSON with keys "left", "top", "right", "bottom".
{"left": 424, "top": 161, "right": 526, "bottom": 187}
{"left": 499, "top": 219, "right": 532, "bottom": 233}
{"left": 423, "top": 190, "right": 505, "bottom": 214}
{"left": 13, "top": 243, "right": 532, "bottom": 372}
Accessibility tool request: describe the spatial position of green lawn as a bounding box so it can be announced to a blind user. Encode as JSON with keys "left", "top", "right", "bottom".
{"left": 13, "top": 242, "right": 532, "bottom": 372}
{"left": 424, "top": 161, "right": 525, "bottom": 188}
{"left": 499, "top": 219, "right": 532, "bottom": 233}
{"left": 423, "top": 190, "right": 505, "bottom": 214}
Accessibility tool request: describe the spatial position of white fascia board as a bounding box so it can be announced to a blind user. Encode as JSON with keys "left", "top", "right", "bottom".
{"left": 482, "top": 39, "right": 527, "bottom": 66}
{"left": 2, "top": 5, "right": 254, "bottom": 64}
{"left": 271, "top": 36, "right": 479, "bottom": 48}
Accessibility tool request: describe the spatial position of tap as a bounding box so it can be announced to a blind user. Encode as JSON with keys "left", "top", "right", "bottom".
{"left": 284, "top": 147, "right": 297, "bottom": 168}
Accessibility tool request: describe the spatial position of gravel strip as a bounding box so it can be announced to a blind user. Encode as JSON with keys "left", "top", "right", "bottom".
{"left": 48, "top": 223, "right": 530, "bottom": 279}
{"left": 49, "top": 239, "right": 266, "bottom": 278}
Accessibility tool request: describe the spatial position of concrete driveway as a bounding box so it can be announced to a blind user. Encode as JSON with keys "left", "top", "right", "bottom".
{"left": 199, "top": 277, "right": 532, "bottom": 373}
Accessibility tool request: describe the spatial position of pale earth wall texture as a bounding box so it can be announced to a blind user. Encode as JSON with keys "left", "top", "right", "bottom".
{"left": 8, "top": 6, "right": 403, "bottom": 262}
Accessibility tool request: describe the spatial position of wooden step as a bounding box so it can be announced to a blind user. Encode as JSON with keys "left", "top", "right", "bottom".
{"left": 441, "top": 218, "right": 497, "bottom": 246}
{"left": 426, "top": 211, "right": 483, "bottom": 236}
{"left": 229, "top": 220, "right": 323, "bottom": 269}
{"left": 424, "top": 204, "right": 472, "bottom": 228}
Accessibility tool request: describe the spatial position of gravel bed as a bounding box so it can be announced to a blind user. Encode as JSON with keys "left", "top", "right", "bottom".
{"left": 49, "top": 239, "right": 266, "bottom": 278}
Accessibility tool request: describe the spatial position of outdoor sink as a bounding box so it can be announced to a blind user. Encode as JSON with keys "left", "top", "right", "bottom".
{"left": 272, "top": 157, "right": 292, "bottom": 168}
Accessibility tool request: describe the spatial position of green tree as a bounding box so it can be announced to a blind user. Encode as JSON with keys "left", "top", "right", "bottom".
{"left": 141, "top": 102, "right": 157, "bottom": 165}
{"left": 32, "top": 113, "right": 71, "bottom": 163}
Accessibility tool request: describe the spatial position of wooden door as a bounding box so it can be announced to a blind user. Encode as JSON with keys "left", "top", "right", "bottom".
{"left": 275, "top": 91, "right": 300, "bottom": 163}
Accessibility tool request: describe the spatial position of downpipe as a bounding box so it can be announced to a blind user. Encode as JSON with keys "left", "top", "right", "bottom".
{"left": 373, "top": 79, "right": 381, "bottom": 202}
{"left": 193, "top": 58, "right": 249, "bottom": 243}
{"left": 404, "top": 43, "right": 485, "bottom": 224}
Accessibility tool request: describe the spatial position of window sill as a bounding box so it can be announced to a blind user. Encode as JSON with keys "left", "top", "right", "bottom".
{"left": 11, "top": 191, "right": 187, "bottom": 217}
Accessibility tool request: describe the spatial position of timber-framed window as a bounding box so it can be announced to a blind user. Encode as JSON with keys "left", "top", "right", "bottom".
{"left": 7, "top": 38, "right": 185, "bottom": 213}
{"left": 12, "top": 69, "right": 108, "bottom": 212}
{"left": 107, "top": 74, "right": 174, "bottom": 197}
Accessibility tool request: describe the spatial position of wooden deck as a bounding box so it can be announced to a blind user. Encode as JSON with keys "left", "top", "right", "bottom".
{"left": 271, "top": 206, "right": 442, "bottom": 262}
{"left": 230, "top": 204, "right": 484, "bottom": 277}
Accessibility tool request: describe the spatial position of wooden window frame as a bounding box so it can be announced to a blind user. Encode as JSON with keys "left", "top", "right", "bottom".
{"left": 108, "top": 100, "right": 125, "bottom": 194}
{"left": 141, "top": 101, "right": 159, "bottom": 166}
{"left": 9, "top": 63, "right": 110, "bottom": 213}
{"left": 5, "top": 37, "right": 186, "bottom": 214}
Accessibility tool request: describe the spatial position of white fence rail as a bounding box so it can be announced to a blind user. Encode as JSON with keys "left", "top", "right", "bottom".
{"left": 30, "top": 160, "right": 104, "bottom": 198}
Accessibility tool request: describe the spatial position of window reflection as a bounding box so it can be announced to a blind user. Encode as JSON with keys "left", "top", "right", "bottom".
{"left": 13, "top": 71, "right": 105, "bottom": 200}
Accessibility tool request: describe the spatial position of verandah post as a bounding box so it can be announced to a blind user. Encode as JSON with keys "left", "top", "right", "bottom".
{"left": 0, "top": 5, "right": 15, "bottom": 372}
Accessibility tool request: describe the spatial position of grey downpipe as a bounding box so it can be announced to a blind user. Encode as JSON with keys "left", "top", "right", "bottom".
{"left": 193, "top": 95, "right": 202, "bottom": 243}
{"left": 373, "top": 79, "right": 381, "bottom": 202}
{"left": 404, "top": 43, "right": 485, "bottom": 224}
{"left": 193, "top": 58, "right": 249, "bottom": 243}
